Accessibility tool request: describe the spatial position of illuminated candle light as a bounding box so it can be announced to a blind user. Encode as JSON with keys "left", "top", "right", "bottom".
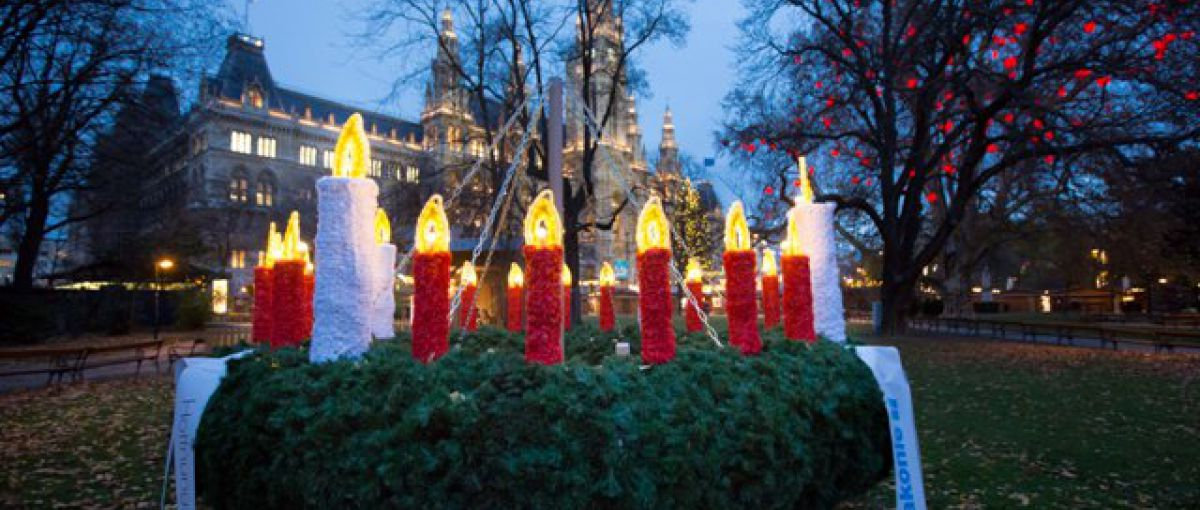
{"left": 311, "top": 113, "right": 380, "bottom": 363}
{"left": 457, "top": 261, "right": 479, "bottom": 332}
{"left": 782, "top": 205, "right": 816, "bottom": 342}
{"left": 684, "top": 258, "right": 705, "bottom": 333}
{"left": 412, "top": 195, "right": 451, "bottom": 362}
{"left": 794, "top": 156, "right": 846, "bottom": 342}
{"left": 371, "top": 209, "right": 397, "bottom": 339}
{"left": 636, "top": 197, "right": 675, "bottom": 364}
{"left": 562, "top": 264, "right": 572, "bottom": 330}
{"left": 761, "top": 248, "right": 781, "bottom": 329}
{"left": 271, "top": 211, "right": 308, "bottom": 349}
{"left": 598, "top": 261, "right": 616, "bottom": 332}
{"left": 723, "top": 201, "right": 761, "bottom": 355}
{"left": 523, "top": 190, "right": 564, "bottom": 365}
{"left": 251, "top": 222, "right": 279, "bottom": 344}
{"left": 506, "top": 263, "right": 523, "bottom": 332}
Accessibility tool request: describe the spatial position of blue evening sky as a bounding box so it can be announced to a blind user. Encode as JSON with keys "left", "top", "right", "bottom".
{"left": 241, "top": 0, "right": 742, "bottom": 205}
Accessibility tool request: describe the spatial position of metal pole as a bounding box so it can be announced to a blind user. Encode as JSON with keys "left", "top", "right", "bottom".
{"left": 548, "top": 78, "right": 564, "bottom": 217}
{"left": 154, "top": 266, "right": 161, "bottom": 340}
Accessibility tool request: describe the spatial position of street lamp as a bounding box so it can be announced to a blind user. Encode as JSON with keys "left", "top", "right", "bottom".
{"left": 154, "top": 258, "right": 175, "bottom": 339}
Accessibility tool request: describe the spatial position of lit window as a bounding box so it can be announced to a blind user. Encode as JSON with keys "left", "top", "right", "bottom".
{"left": 299, "top": 145, "right": 317, "bottom": 166}
{"left": 246, "top": 87, "right": 264, "bottom": 108}
{"left": 229, "top": 175, "right": 249, "bottom": 203}
{"left": 255, "top": 178, "right": 274, "bottom": 207}
{"left": 257, "top": 137, "right": 276, "bottom": 158}
{"left": 370, "top": 159, "right": 383, "bottom": 177}
{"left": 230, "top": 131, "right": 252, "bottom": 154}
{"left": 230, "top": 250, "right": 247, "bottom": 269}
{"left": 322, "top": 149, "right": 334, "bottom": 169}
{"left": 406, "top": 166, "right": 420, "bottom": 183}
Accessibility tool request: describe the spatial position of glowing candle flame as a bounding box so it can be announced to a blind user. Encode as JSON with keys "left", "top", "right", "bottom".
{"left": 636, "top": 196, "right": 670, "bottom": 253}
{"left": 523, "top": 190, "right": 562, "bottom": 248}
{"left": 332, "top": 113, "right": 370, "bottom": 179}
{"left": 562, "top": 263, "right": 572, "bottom": 286}
{"left": 260, "top": 222, "right": 278, "bottom": 268}
{"left": 508, "top": 262, "right": 524, "bottom": 288}
{"left": 303, "top": 247, "right": 313, "bottom": 275}
{"left": 798, "top": 156, "right": 814, "bottom": 204}
{"left": 761, "top": 248, "right": 778, "bottom": 277}
{"left": 460, "top": 261, "right": 477, "bottom": 287}
{"left": 686, "top": 258, "right": 703, "bottom": 283}
{"left": 599, "top": 261, "right": 615, "bottom": 286}
{"left": 269, "top": 231, "right": 283, "bottom": 266}
{"left": 724, "top": 201, "right": 751, "bottom": 252}
{"left": 782, "top": 206, "right": 805, "bottom": 256}
{"left": 374, "top": 208, "right": 391, "bottom": 245}
{"left": 282, "top": 211, "right": 301, "bottom": 260}
{"left": 416, "top": 195, "right": 449, "bottom": 253}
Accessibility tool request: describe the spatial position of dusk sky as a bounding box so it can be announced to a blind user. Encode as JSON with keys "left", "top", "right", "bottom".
{"left": 241, "top": 0, "right": 744, "bottom": 204}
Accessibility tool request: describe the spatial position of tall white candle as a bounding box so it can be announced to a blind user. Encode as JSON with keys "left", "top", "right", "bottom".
{"left": 795, "top": 156, "right": 847, "bottom": 342}
{"left": 311, "top": 113, "right": 380, "bottom": 362}
{"left": 372, "top": 208, "right": 397, "bottom": 339}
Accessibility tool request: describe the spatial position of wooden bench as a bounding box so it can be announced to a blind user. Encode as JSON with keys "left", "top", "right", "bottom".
{"left": 0, "top": 346, "right": 90, "bottom": 385}
{"left": 168, "top": 338, "right": 209, "bottom": 365}
{"left": 79, "top": 339, "right": 165, "bottom": 378}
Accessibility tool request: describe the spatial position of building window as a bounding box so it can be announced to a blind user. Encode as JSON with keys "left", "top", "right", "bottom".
{"left": 406, "top": 165, "right": 420, "bottom": 183}
{"left": 256, "top": 176, "right": 275, "bottom": 207}
{"left": 246, "top": 86, "right": 264, "bottom": 108}
{"left": 230, "top": 131, "right": 252, "bottom": 154}
{"left": 370, "top": 159, "right": 383, "bottom": 177}
{"left": 257, "top": 136, "right": 276, "bottom": 158}
{"left": 299, "top": 145, "right": 317, "bottom": 166}
{"left": 229, "top": 173, "right": 249, "bottom": 203}
{"left": 230, "top": 250, "right": 247, "bottom": 269}
{"left": 322, "top": 149, "right": 335, "bottom": 169}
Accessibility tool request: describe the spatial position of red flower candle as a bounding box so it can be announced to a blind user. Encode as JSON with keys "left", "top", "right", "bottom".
{"left": 782, "top": 206, "right": 816, "bottom": 342}
{"left": 457, "top": 261, "right": 479, "bottom": 331}
{"left": 271, "top": 212, "right": 308, "bottom": 348}
{"left": 761, "top": 248, "right": 781, "bottom": 329}
{"left": 523, "top": 190, "right": 564, "bottom": 365}
{"left": 562, "top": 263, "right": 572, "bottom": 330}
{"left": 251, "top": 223, "right": 280, "bottom": 343}
{"left": 723, "top": 201, "right": 761, "bottom": 355}
{"left": 636, "top": 197, "right": 675, "bottom": 364}
{"left": 412, "top": 195, "right": 451, "bottom": 363}
{"left": 506, "top": 263, "right": 523, "bottom": 332}
{"left": 684, "top": 258, "right": 704, "bottom": 333}
{"left": 598, "top": 261, "right": 615, "bottom": 332}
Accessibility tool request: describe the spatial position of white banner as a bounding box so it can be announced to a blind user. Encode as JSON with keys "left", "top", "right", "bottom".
{"left": 168, "top": 352, "right": 253, "bottom": 510}
{"left": 855, "top": 346, "right": 928, "bottom": 510}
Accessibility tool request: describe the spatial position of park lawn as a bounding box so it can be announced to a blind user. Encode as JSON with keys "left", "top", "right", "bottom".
{"left": 1, "top": 333, "right": 1197, "bottom": 509}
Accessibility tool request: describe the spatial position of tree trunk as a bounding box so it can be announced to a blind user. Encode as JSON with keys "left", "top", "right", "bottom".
{"left": 12, "top": 195, "right": 50, "bottom": 290}
{"left": 563, "top": 205, "right": 582, "bottom": 328}
{"left": 879, "top": 265, "right": 918, "bottom": 335}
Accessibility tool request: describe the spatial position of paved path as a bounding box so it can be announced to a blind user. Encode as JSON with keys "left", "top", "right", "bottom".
{"left": 907, "top": 321, "right": 1200, "bottom": 355}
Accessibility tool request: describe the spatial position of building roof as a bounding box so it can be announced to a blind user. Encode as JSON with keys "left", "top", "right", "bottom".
{"left": 202, "top": 34, "right": 424, "bottom": 143}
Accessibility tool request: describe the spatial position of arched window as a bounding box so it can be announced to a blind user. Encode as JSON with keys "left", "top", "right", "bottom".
{"left": 228, "top": 170, "right": 249, "bottom": 203}
{"left": 255, "top": 172, "right": 275, "bottom": 207}
{"left": 246, "top": 86, "right": 264, "bottom": 108}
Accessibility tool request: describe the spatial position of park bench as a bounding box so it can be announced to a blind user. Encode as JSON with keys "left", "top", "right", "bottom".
{"left": 168, "top": 337, "right": 208, "bottom": 366}
{"left": 0, "top": 346, "right": 89, "bottom": 385}
{"left": 79, "top": 339, "right": 165, "bottom": 378}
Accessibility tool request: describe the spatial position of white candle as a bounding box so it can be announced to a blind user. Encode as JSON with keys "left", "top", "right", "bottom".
{"left": 795, "top": 156, "right": 847, "bottom": 342}
{"left": 311, "top": 113, "right": 380, "bottom": 362}
{"left": 371, "top": 208, "right": 397, "bottom": 339}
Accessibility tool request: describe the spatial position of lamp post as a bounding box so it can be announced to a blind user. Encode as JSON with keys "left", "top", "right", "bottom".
{"left": 154, "top": 258, "right": 175, "bottom": 339}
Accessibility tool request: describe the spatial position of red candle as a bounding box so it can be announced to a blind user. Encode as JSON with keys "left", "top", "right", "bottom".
{"left": 724, "top": 202, "right": 761, "bottom": 355}
{"left": 270, "top": 212, "right": 308, "bottom": 348}
{"left": 252, "top": 266, "right": 273, "bottom": 343}
{"left": 523, "top": 190, "right": 564, "bottom": 365}
{"left": 761, "top": 248, "right": 781, "bottom": 329}
{"left": 562, "top": 264, "right": 572, "bottom": 330}
{"left": 684, "top": 259, "right": 704, "bottom": 333}
{"left": 598, "top": 261, "right": 616, "bottom": 332}
{"left": 302, "top": 269, "right": 314, "bottom": 338}
{"left": 413, "top": 195, "right": 451, "bottom": 363}
{"left": 781, "top": 205, "right": 817, "bottom": 342}
{"left": 636, "top": 197, "right": 675, "bottom": 364}
{"left": 457, "top": 261, "right": 478, "bottom": 331}
{"left": 506, "top": 263, "right": 523, "bottom": 332}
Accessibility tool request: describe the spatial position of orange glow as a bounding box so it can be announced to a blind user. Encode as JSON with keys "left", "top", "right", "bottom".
{"left": 562, "top": 263, "right": 572, "bottom": 286}
{"left": 508, "top": 262, "right": 524, "bottom": 288}
{"left": 761, "top": 248, "right": 778, "bottom": 277}
{"left": 599, "top": 261, "right": 615, "bottom": 286}
{"left": 416, "top": 195, "right": 449, "bottom": 253}
{"left": 636, "top": 196, "right": 670, "bottom": 254}
{"left": 260, "top": 222, "right": 278, "bottom": 268}
{"left": 281, "top": 211, "right": 301, "bottom": 260}
{"left": 724, "top": 201, "right": 751, "bottom": 252}
{"left": 332, "top": 113, "right": 370, "bottom": 178}
{"left": 460, "top": 261, "right": 477, "bottom": 287}
{"left": 686, "top": 258, "right": 703, "bottom": 283}
{"left": 523, "top": 190, "right": 562, "bottom": 248}
{"left": 781, "top": 206, "right": 805, "bottom": 256}
{"left": 797, "top": 156, "right": 813, "bottom": 204}
{"left": 374, "top": 208, "right": 391, "bottom": 244}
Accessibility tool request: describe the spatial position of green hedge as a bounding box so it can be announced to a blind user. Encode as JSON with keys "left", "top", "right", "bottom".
{"left": 196, "top": 326, "right": 891, "bottom": 509}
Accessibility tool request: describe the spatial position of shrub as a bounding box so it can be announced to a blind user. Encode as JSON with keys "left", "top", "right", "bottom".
{"left": 175, "top": 290, "right": 212, "bottom": 330}
{"left": 196, "top": 328, "right": 891, "bottom": 509}
{"left": 0, "top": 291, "right": 59, "bottom": 345}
